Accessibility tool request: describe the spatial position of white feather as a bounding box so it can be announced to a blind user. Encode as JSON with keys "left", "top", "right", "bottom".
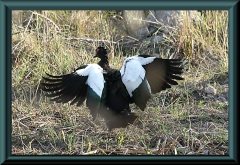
{"left": 145, "top": 79, "right": 152, "bottom": 94}
{"left": 137, "top": 56, "right": 156, "bottom": 65}
{"left": 120, "top": 56, "right": 155, "bottom": 96}
{"left": 76, "top": 64, "right": 105, "bottom": 97}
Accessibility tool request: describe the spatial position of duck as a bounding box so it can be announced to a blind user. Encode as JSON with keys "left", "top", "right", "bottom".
{"left": 40, "top": 46, "right": 184, "bottom": 130}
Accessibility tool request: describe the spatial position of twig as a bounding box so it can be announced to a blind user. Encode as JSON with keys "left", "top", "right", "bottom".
{"left": 18, "top": 121, "right": 29, "bottom": 130}
{"left": 31, "top": 11, "right": 60, "bottom": 31}
{"left": 12, "top": 132, "right": 37, "bottom": 137}
{"left": 64, "top": 36, "right": 137, "bottom": 46}
{"left": 156, "top": 135, "right": 167, "bottom": 155}
{"left": 100, "top": 149, "right": 147, "bottom": 155}
{"left": 82, "top": 150, "right": 98, "bottom": 155}
{"left": 23, "top": 12, "right": 34, "bottom": 35}
{"left": 12, "top": 31, "right": 34, "bottom": 54}
{"left": 64, "top": 42, "right": 81, "bottom": 49}
{"left": 12, "top": 105, "right": 20, "bottom": 112}
{"left": 30, "top": 79, "right": 41, "bottom": 105}
{"left": 97, "top": 148, "right": 107, "bottom": 155}
{"left": 123, "top": 148, "right": 129, "bottom": 155}
{"left": 164, "top": 134, "right": 181, "bottom": 154}
{"left": 81, "top": 148, "right": 149, "bottom": 155}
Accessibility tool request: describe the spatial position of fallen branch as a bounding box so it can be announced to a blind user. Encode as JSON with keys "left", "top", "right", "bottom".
{"left": 64, "top": 36, "right": 138, "bottom": 46}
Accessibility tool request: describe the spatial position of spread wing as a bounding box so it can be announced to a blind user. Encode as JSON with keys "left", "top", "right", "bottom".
{"left": 120, "top": 55, "right": 184, "bottom": 110}
{"left": 40, "top": 64, "right": 106, "bottom": 119}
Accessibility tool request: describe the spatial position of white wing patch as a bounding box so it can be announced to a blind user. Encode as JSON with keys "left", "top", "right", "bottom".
{"left": 137, "top": 56, "right": 156, "bottom": 65}
{"left": 76, "top": 64, "right": 105, "bottom": 97}
{"left": 120, "top": 56, "right": 155, "bottom": 96}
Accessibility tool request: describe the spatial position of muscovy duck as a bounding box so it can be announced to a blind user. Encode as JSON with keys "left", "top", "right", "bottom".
{"left": 40, "top": 47, "right": 184, "bottom": 130}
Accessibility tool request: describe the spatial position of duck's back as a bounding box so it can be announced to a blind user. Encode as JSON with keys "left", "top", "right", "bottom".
{"left": 103, "top": 68, "right": 132, "bottom": 115}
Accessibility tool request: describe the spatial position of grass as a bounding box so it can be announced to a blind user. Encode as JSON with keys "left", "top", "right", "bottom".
{"left": 11, "top": 10, "right": 228, "bottom": 155}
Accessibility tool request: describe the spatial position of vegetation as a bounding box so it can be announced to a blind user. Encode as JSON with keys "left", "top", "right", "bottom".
{"left": 12, "top": 10, "right": 228, "bottom": 155}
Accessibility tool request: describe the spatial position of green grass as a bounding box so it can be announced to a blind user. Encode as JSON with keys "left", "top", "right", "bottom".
{"left": 12, "top": 10, "right": 228, "bottom": 155}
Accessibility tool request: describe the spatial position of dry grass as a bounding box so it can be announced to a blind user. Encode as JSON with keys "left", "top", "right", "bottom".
{"left": 12, "top": 10, "right": 228, "bottom": 155}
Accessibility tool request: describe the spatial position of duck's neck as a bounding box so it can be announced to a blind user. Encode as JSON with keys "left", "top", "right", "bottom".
{"left": 98, "top": 56, "right": 110, "bottom": 70}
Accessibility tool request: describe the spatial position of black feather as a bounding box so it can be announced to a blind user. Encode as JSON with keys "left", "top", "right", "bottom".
{"left": 131, "top": 78, "right": 151, "bottom": 111}
{"left": 41, "top": 72, "right": 88, "bottom": 105}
